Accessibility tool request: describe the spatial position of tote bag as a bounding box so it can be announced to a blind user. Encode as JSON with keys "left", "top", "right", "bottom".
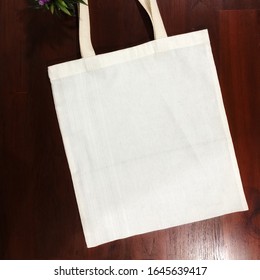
{"left": 48, "top": 0, "right": 248, "bottom": 248}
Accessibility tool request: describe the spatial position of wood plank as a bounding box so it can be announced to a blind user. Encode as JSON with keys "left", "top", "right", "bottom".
{"left": 218, "top": 9, "right": 260, "bottom": 259}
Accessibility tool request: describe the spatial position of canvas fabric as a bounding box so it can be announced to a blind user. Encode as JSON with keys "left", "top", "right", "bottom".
{"left": 48, "top": 0, "right": 248, "bottom": 247}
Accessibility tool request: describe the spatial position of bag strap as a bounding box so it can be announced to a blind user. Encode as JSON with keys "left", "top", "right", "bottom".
{"left": 138, "top": 0, "right": 167, "bottom": 39}
{"left": 79, "top": 0, "right": 167, "bottom": 58}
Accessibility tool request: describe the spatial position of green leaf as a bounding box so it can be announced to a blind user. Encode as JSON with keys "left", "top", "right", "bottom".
{"left": 50, "top": 3, "right": 55, "bottom": 14}
{"left": 57, "top": 0, "right": 69, "bottom": 8}
{"left": 58, "top": 5, "right": 72, "bottom": 16}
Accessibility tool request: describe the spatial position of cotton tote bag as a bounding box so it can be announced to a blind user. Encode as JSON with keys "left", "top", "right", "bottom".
{"left": 48, "top": 0, "right": 248, "bottom": 248}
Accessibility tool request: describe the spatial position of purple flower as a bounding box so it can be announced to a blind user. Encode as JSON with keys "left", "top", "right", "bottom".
{"left": 38, "top": 0, "right": 50, "bottom": 6}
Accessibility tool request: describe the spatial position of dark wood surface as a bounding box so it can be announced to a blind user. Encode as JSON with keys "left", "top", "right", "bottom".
{"left": 0, "top": 0, "right": 260, "bottom": 259}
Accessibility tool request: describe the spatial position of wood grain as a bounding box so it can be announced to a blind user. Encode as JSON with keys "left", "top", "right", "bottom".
{"left": 0, "top": 0, "right": 259, "bottom": 259}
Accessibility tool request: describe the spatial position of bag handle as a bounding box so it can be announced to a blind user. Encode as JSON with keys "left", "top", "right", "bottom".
{"left": 138, "top": 0, "right": 167, "bottom": 39}
{"left": 79, "top": 0, "right": 167, "bottom": 58}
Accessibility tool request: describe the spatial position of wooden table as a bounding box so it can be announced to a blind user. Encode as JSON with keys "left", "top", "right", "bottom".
{"left": 0, "top": 0, "right": 259, "bottom": 259}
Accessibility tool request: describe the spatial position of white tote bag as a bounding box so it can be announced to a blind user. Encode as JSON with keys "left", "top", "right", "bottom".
{"left": 48, "top": 0, "right": 248, "bottom": 248}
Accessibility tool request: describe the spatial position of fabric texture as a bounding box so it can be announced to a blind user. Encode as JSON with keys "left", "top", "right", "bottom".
{"left": 48, "top": 1, "right": 248, "bottom": 247}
